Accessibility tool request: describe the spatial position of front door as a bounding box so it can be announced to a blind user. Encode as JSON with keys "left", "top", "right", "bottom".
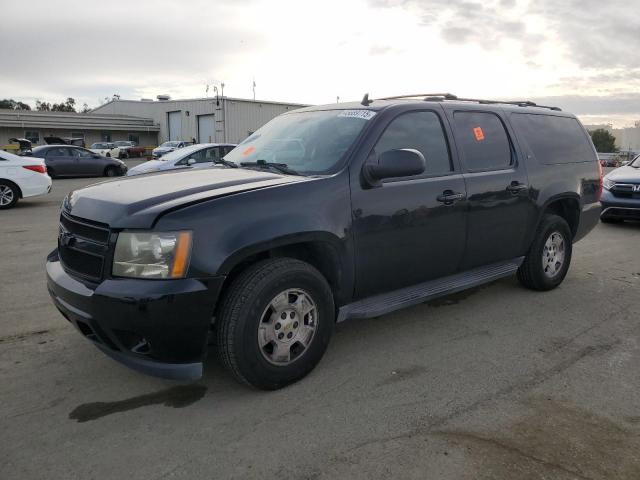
{"left": 73, "top": 148, "right": 102, "bottom": 176}
{"left": 445, "top": 107, "right": 534, "bottom": 269}
{"left": 351, "top": 108, "right": 468, "bottom": 298}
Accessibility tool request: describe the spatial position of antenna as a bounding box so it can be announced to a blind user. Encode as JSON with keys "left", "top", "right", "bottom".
{"left": 361, "top": 93, "right": 372, "bottom": 106}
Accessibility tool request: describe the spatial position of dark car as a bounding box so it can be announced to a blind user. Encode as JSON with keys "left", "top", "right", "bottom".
{"left": 600, "top": 154, "right": 640, "bottom": 222}
{"left": 31, "top": 145, "right": 127, "bottom": 178}
{"left": 46, "top": 93, "right": 600, "bottom": 389}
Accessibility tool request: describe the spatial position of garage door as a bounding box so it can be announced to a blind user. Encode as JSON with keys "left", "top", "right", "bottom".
{"left": 198, "top": 114, "right": 215, "bottom": 143}
{"left": 168, "top": 111, "right": 182, "bottom": 141}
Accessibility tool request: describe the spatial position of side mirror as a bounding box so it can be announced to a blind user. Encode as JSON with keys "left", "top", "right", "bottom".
{"left": 363, "top": 149, "right": 426, "bottom": 187}
{"left": 187, "top": 158, "right": 196, "bottom": 165}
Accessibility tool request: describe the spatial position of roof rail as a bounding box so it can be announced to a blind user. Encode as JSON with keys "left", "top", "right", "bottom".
{"left": 375, "top": 93, "right": 562, "bottom": 111}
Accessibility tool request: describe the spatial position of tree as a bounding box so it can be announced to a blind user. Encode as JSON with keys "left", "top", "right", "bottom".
{"left": 589, "top": 128, "right": 618, "bottom": 153}
{"left": 81, "top": 103, "right": 91, "bottom": 113}
{"left": 0, "top": 98, "right": 31, "bottom": 110}
{"left": 36, "top": 100, "right": 52, "bottom": 111}
{"left": 51, "top": 97, "right": 76, "bottom": 112}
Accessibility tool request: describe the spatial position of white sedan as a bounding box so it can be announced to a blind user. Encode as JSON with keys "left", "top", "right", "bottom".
{"left": 127, "top": 143, "right": 236, "bottom": 176}
{"left": 89, "top": 142, "right": 121, "bottom": 158}
{"left": 0, "top": 150, "right": 52, "bottom": 209}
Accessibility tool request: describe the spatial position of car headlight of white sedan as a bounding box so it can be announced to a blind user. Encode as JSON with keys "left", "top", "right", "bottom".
{"left": 113, "top": 231, "right": 192, "bottom": 279}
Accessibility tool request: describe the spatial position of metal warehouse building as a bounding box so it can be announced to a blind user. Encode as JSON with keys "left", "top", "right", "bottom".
{"left": 92, "top": 96, "right": 308, "bottom": 145}
{"left": 0, "top": 110, "right": 159, "bottom": 148}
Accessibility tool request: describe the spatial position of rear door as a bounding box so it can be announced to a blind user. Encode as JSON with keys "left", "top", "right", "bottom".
{"left": 46, "top": 147, "right": 75, "bottom": 175}
{"left": 445, "top": 107, "right": 534, "bottom": 269}
{"left": 351, "top": 107, "right": 468, "bottom": 297}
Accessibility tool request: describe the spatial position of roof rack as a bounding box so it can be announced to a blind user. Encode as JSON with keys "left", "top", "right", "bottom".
{"left": 373, "top": 93, "right": 562, "bottom": 111}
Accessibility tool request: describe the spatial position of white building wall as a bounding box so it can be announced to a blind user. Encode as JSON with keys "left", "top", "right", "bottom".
{"left": 93, "top": 97, "right": 307, "bottom": 145}
{"left": 613, "top": 125, "right": 640, "bottom": 152}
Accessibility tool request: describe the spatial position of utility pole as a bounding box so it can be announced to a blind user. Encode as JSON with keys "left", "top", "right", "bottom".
{"left": 252, "top": 78, "right": 256, "bottom": 100}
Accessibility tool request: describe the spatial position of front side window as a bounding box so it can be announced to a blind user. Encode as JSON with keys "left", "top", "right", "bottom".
{"left": 453, "top": 111, "right": 512, "bottom": 171}
{"left": 25, "top": 131, "right": 40, "bottom": 144}
{"left": 47, "top": 147, "right": 70, "bottom": 157}
{"left": 371, "top": 110, "right": 452, "bottom": 178}
{"left": 74, "top": 148, "right": 93, "bottom": 158}
{"left": 225, "top": 110, "right": 372, "bottom": 175}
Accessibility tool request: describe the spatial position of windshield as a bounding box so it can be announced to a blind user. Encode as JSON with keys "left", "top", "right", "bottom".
{"left": 160, "top": 141, "right": 181, "bottom": 148}
{"left": 630, "top": 154, "right": 640, "bottom": 167}
{"left": 224, "top": 109, "right": 373, "bottom": 175}
{"left": 157, "top": 144, "right": 203, "bottom": 162}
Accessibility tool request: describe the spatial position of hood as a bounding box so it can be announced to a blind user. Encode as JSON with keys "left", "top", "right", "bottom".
{"left": 605, "top": 165, "right": 640, "bottom": 184}
{"left": 64, "top": 167, "right": 311, "bottom": 228}
{"left": 126, "top": 160, "right": 167, "bottom": 176}
{"left": 153, "top": 146, "right": 174, "bottom": 153}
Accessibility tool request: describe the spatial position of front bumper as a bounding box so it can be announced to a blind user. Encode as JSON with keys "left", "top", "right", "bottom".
{"left": 46, "top": 250, "right": 224, "bottom": 380}
{"left": 600, "top": 189, "right": 640, "bottom": 220}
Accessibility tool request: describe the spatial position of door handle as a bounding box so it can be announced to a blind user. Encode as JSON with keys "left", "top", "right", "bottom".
{"left": 507, "top": 181, "right": 528, "bottom": 194}
{"left": 437, "top": 190, "right": 466, "bottom": 204}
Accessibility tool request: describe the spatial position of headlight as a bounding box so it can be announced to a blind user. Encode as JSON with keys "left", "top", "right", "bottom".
{"left": 113, "top": 231, "right": 192, "bottom": 279}
{"left": 603, "top": 177, "right": 615, "bottom": 190}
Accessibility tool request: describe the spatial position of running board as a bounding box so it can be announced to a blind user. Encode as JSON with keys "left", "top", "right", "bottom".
{"left": 337, "top": 257, "right": 524, "bottom": 322}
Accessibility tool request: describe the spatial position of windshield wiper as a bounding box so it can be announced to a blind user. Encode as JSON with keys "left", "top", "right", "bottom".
{"left": 240, "top": 159, "right": 300, "bottom": 175}
{"left": 215, "top": 158, "right": 238, "bottom": 168}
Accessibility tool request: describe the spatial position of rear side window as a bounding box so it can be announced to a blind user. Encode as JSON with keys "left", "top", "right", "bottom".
{"left": 510, "top": 114, "right": 595, "bottom": 164}
{"left": 453, "top": 111, "right": 512, "bottom": 171}
{"left": 373, "top": 111, "right": 452, "bottom": 177}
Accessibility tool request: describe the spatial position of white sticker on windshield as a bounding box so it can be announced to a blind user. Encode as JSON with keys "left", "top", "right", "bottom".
{"left": 337, "top": 110, "right": 377, "bottom": 120}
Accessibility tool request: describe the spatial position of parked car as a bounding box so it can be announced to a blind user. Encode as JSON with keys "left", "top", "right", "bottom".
{"left": 127, "top": 143, "right": 237, "bottom": 176}
{"left": 600, "top": 154, "right": 640, "bottom": 223}
{"left": 152, "top": 140, "right": 192, "bottom": 158}
{"left": 113, "top": 141, "right": 146, "bottom": 158}
{"left": 0, "top": 149, "right": 51, "bottom": 209}
{"left": 31, "top": 145, "right": 127, "bottom": 178}
{"left": 89, "top": 142, "right": 120, "bottom": 158}
{"left": 44, "top": 136, "right": 85, "bottom": 147}
{"left": 9, "top": 137, "right": 33, "bottom": 156}
{"left": 46, "top": 94, "right": 600, "bottom": 389}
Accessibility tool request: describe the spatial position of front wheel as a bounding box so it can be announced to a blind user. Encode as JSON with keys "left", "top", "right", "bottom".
{"left": 0, "top": 181, "right": 19, "bottom": 209}
{"left": 517, "top": 214, "right": 573, "bottom": 291}
{"left": 216, "top": 258, "right": 335, "bottom": 390}
{"left": 104, "top": 166, "right": 118, "bottom": 177}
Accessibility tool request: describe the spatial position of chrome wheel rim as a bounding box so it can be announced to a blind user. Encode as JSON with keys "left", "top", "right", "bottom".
{"left": 258, "top": 289, "right": 318, "bottom": 366}
{"left": 0, "top": 185, "right": 14, "bottom": 206}
{"left": 542, "top": 231, "right": 565, "bottom": 278}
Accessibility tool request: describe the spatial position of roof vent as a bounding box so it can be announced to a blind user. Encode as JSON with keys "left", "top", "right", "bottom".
{"left": 156, "top": 94, "right": 171, "bottom": 101}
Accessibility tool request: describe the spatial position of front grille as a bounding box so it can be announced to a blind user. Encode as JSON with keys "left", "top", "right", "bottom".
{"left": 58, "top": 212, "right": 111, "bottom": 281}
{"left": 611, "top": 183, "right": 640, "bottom": 198}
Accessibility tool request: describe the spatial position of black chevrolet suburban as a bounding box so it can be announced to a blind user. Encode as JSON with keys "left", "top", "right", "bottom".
{"left": 46, "top": 93, "right": 601, "bottom": 389}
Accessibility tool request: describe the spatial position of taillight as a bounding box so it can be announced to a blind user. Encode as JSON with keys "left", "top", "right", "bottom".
{"left": 22, "top": 165, "right": 47, "bottom": 174}
{"left": 597, "top": 161, "right": 603, "bottom": 200}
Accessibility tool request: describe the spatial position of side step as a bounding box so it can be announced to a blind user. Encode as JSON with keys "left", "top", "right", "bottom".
{"left": 337, "top": 257, "right": 524, "bottom": 322}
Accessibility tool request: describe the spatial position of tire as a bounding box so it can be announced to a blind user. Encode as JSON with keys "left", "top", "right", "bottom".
{"left": 0, "top": 180, "right": 20, "bottom": 209}
{"left": 216, "top": 258, "right": 335, "bottom": 390}
{"left": 517, "top": 214, "right": 572, "bottom": 291}
{"left": 106, "top": 153, "right": 111, "bottom": 158}
{"left": 104, "top": 166, "right": 118, "bottom": 177}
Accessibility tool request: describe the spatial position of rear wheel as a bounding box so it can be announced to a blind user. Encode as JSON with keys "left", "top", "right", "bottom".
{"left": 216, "top": 258, "right": 335, "bottom": 390}
{"left": 517, "top": 214, "right": 572, "bottom": 291}
{"left": 0, "top": 181, "right": 19, "bottom": 209}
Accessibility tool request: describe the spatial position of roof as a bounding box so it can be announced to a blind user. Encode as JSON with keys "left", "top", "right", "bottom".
{"left": 93, "top": 96, "right": 309, "bottom": 112}
{"left": 0, "top": 109, "right": 160, "bottom": 131}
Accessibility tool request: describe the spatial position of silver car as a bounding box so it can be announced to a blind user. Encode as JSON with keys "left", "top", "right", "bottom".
{"left": 127, "top": 143, "right": 237, "bottom": 176}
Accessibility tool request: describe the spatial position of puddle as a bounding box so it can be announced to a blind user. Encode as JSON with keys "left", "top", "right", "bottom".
{"left": 69, "top": 384, "right": 207, "bottom": 423}
{"left": 437, "top": 397, "right": 640, "bottom": 479}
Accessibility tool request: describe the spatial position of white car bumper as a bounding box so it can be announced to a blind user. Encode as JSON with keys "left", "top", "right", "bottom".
{"left": 21, "top": 173, "right": 52, "bottom": 198}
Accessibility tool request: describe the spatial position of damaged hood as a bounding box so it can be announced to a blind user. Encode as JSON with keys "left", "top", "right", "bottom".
{"left": 63, "top": 167, "right": 310, "bottom": 228}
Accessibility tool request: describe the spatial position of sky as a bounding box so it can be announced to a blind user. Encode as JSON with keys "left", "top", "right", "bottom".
{"left": 1, "top": 0, "right": 639, "bottom": 127}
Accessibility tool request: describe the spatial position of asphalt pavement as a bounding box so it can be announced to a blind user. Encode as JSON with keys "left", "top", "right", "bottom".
{"left": 1, "top": 165, "right": 639, "bottom": 479}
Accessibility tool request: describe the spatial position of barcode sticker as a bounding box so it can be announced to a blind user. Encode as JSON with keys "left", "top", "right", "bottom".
{"left": 337, "top": 110, "right": 377, "bottom": 120}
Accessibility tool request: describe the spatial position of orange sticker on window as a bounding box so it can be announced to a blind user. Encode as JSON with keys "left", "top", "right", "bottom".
{"left": 473, "top": 127, "right": 485, "bottom": 141}
{"left": 242, "top": 146, "right": 255, "bottom": 156}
